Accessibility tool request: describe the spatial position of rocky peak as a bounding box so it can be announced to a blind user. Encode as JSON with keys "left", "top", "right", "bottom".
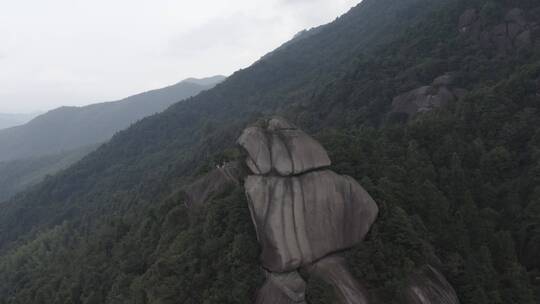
{"left": 391, "top": 73, "right": 466, "bottom": 118}
{"left": 458, "top": 6, "right": 540, "bottom": 54}
{"left": 237, "top": 117, "right": 331, "bottom": 176}
{"left": 241, "top": 117, "right": 378, "bottom": 303}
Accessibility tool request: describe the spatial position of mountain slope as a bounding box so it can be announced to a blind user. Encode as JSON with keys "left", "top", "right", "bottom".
{"left": 0, "top": 0, "right": 539, "bottom": 303}
{"left": 0, "top": 145, "right": 98, "bottom": 203}
{"left": 0, "top": 76, "right": 225, "bottom": 162}
{"left": 0, "top": 113, "right": 39, "bottom": 130}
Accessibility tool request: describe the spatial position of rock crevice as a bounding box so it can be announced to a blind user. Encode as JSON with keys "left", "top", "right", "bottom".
{"left": 239, "top": 117, "right": 378, "bottom": 303}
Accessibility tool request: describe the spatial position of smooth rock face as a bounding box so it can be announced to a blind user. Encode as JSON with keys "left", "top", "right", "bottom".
{"left": 391, "top": 74, "right": 466, "bottom": 117}
{"left": 404, "top": 266, "right": 460, "bottom": 304}
{"left": 458, "top": 9, "right": 477, "bottom": 32}
{"left": 238, "top": 127, "right": 273, "bottom": 175}
{"left": 304, "top": 255, "right": 369, "bottom": 304}
{"left": 255, "top": 272, "right": 307, "bottom": 304}
{"left": 238, "top": 118, "right": 331, "bottom": 177}
{"left": 245, "top": 170, "right": 378, "bottom": 272}
{"left": 459, "top": 7, "right": 538, "bottom": 54}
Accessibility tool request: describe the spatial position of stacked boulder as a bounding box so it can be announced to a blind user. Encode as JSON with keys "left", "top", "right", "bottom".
{"left": 391, "top": 74, "right": 467, "bottom": 118}
{"left": 238, "top": 117, "right": 379, "bottom": 303}
{"left": 459, "top": 7, "right": 539, "bottom": 54}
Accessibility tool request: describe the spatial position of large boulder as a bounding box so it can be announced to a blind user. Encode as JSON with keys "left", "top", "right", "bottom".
{"left": 255, "top": 272, "right": 307, "bottom": 304}
{"left": 404, "top": 265, "right": 460, "bottom": 304}
{"left": 391, "top": 85, "right": 455, "bottom": 117}
{"left": 458, "top": 9, "right": 478, "bottom": 33}
{"left": 391, "top": 73, "right": 467, "bottom": 118}
{"left": 304, "top": 255, "right": 370, "bottom": 304}
{"left": 238, "top": 117, "right": 331, "bottom": 176}
{"left": 459, "top": 7, "right": 538, "bottom": 53}
{"left": 245, "top": 169, "right": 378, "bottom": 272}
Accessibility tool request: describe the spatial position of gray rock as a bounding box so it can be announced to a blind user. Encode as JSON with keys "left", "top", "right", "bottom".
{"left": 391, "top": 83, "right": 457, "bottom": 117}
{"left": 304, "top": 255, "right": 370, "bottom": 304}
{"left": 255, "top": 271, "right": 307, "bottom": 304}
{"left": 506, "top": 8, "right": 527, "bottom": 27}
{"left": 459, "top": 7, "right": 537, "bottom": 54}
{"left": 432, "top": 74, "right": 454, "bottom": 87}
{"left": 404, "top": 265, "right": 460, "bottom": 304}
{"left": 238, "top": 118, "right": 331, "bottom": 176}
{"left": 507, "top": 23, "right": 524, "bottom": 40}
{"left": 491, "top": 23, "right": 512, "bottom": 52}
{"left": 451, "top": 88, "right": 468, "bottom": 99}
{"left": 268, "top": 117, "right": 297, "bottom": 131}
{"left": 245, "top": 170, "right": 378, "bottom": 272}
{"left": 238, "top": 127, "right": 273, "bottom": 175}
{"left": 458, "top": 9, "right": 477, "bottom": 33}
{"left": 516, "top": 30, "right": 532, "bottom": 48}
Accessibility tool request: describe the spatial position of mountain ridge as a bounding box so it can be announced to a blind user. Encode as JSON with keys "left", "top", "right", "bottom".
{"left": 0, "top": 75, "right": 225, "bottom": 202}
{"left": 0, "top": 112, "right": 40, "bottom": 130}
{"left": 0, "top": 76, "right": 225, "bottom": 162}
{"left": 0, "top": 0, "right": 539, "bottom": 303}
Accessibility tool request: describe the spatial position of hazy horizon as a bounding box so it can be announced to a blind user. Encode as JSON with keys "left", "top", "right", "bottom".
{"left": 0, "top": 0, "right": 359, "bottom": 114}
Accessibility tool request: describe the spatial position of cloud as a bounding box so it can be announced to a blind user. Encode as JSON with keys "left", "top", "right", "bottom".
{"left": 0, "top": 0, "right": 360, "bottom": 113}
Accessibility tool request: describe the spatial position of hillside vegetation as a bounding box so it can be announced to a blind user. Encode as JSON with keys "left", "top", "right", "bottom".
{"left": 0, "top": 76, "right": 225, "bottom": 162}
{"left": 0, "top": 113, "right": 38, "bottom": 130}
{"left": 0, "top": 0, "right": 539, "bottom": 303}
{"left": 0, "top": 77, "right": 224, "bottom": 202}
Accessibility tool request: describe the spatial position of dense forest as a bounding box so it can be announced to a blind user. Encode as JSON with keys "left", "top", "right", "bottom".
{"left": 0, "top": 0, "right": 539, "bottom": 303}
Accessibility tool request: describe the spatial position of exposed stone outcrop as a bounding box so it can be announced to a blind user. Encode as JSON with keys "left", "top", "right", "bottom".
{"left": 304, "top": 255, "right": 369, "bottom": 304}
{"left": 255, "top": 271, "right": 307, "bottom": 304}
{"left": 238, "top": 117, "right": 331, "bottom": 176}
{"left": 245, "top": 170, "right": 378, "bottom": 272}
{"left": 458, "top": 7, "right": 540, "bottom": 54}
{"left": 391, "top": 74, "right": 465, "bottom": 117}
{"left": 404, "top": 265, "right": 460, "bottom": 304}
{"left": 238, "top": 117, "right": 378, "bottom": 303}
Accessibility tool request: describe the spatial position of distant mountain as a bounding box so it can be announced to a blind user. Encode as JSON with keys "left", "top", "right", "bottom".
{"left": 0, "top": 76, "right": 224, "bottom": 202}
{"left": 0, "top": 145, "right": 98, "bottom": 203}
{"left": 183, "top": 75, "right": 227, "bottom": 86}
{"left": 0, "top": 113, "right": 40, "bottom": 130}
{"left": 0, "top": 76, "right": 225, "bottom": 162}
{"left": 1, "top": 1, "right": 539, "bottom": 303}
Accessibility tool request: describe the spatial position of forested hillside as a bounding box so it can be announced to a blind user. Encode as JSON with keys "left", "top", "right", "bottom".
{"left": 0, "top": 76, "right": 225, "bottom": 162}
{"left": 0, "top": 113, "right": 38, "bottom": 130}
{"left": 0, "top": 0, "right": 539, "bottom": 303}
{"left": 0, "top": 76, "right": 224, "bottom": 203}
{"left": 0, "top": 145, "right": 98, "bottom": 203}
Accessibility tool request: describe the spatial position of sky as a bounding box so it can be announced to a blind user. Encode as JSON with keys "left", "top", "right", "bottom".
{"left": 0, "top": 0, "right": 360, "bottom": 113}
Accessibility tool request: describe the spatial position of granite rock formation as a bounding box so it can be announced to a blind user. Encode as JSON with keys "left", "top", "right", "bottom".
{"left": 404, "top": 265, "right": 460, "bottom": 304}
{"left": 255, "top": 271, "right": 307, "bottom": 304}
{"left": 459, "top": 7, "right": 540, "bottom": 55}
{"left": 238, "top": 117, "right": 378, "bottom": 303}
{"left": 305, "top": 255, "right": 370, "bottom": 304}
{"left": 391, "top": 74, "right": 466, "bottom": 117}
{"left": 245, "top": 170, "right": 378, "bottom": 272}
{"left": 238, "top": 120, "right": 331, "bottom": 176}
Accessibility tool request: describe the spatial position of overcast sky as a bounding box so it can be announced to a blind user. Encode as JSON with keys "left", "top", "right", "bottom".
{"left": 0, "top": 0, "right": 360, "bottom": 113}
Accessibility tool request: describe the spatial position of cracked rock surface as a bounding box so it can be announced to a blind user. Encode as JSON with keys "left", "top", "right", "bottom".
{"left": 239, "top": 117, "right": 378, "bottom": 303}
{"left": 404, "top": 265, "right": 460, "bottom": 304}
{"left": 245, "top": 170, "right": 378, "bottom": 272}
{"left": 238, "top": 117, "right": 331, "bottom": 176}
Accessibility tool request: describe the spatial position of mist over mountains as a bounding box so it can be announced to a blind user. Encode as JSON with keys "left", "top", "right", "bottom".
{"left": 0, "top": 0, "right": 539, "bottom": 303}
{"left": 0, "top": 112, "right": 40, "bottom": 130}
{"left": 0, "top": 76, "right": 225, "bottom": 202}
{"left": 0, "top": 76, "right": 225, "bottom": 163}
